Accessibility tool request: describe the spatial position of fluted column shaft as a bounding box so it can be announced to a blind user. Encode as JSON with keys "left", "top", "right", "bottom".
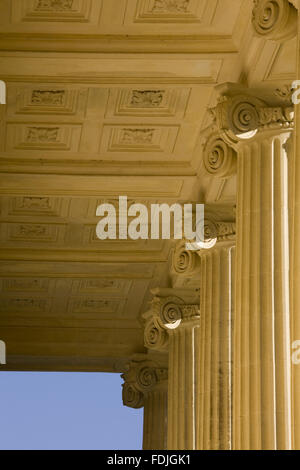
{"left": 167, "top": 320, "right": 201, "bottom": 450}
{"left": 290, "top": 5, "right": 300, "bottom": 448}
{"left": 143, "top": 386, "right": 168, "bottom": 450}
{"left": 199, "top": 243, "right": 235, "bottom": 450}
{"left": 122, "top": 359, "right": 168, "bottom": 450}
{"left": 234, "top": 130, "right": 292, "bottom": 450}
{"left": 143, "top": 288, "right": 200, "bottom": 450}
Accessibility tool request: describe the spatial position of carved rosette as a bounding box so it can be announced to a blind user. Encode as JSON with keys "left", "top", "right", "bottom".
{"left": 203, "top": 132, "right": 237, "bottom": 177}
{"left": 122, "top": 360, "right": 168, "bottom": 409}
{"left": 252, "top": 0, "right": 297, "bottom": 41}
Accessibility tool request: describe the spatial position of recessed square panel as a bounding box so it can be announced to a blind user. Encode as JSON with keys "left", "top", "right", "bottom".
{"left": 6, "top": 123, "right": 82, "bottom": 152}
{"left": 106, "top": 88, "right": 191, "bottom": 118}
{"left": 7, "top": 86, "right": 84, "bottom": 117}
{"left": 133, "top": 0, "right": 218, "bottom": 23}
{"left": 11, "top": 0, "right": 102, "bottom": 23}
{"left": 100, "top": 125, "right": 180, "bottom": 154}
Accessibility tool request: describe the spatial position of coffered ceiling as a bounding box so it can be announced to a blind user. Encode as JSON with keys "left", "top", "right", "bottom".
{"left": 0, "top": 0, "right": 297, "bottom": 372}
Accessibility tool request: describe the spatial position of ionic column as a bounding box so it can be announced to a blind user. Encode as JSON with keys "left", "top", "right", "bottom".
{"left": 171, "top": 221, "right": 236, "bottom": 450}
{"left": 236, "top": 130, "right": 292, "bottom": 451}
{"left": 198, "top": 241, "right": 236, "bottom": 450}
{"left": 122, "top": 358, "right": 168, "bottom": 450}
{"left": 209, "top": 86, "right": 294, "bottom": 449}
{"left": 143, "top": 288, "right": 200, "bottom": 450}
{"left": 287, "top": 0, "right": 300, "bottom": 451}
{"left": 291, "top": 98, "right": 300, "bottom": 450}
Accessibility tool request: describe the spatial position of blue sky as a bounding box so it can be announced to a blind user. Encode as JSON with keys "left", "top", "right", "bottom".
{"left": 0, "top": 372, "right": 143, "bottom": 450}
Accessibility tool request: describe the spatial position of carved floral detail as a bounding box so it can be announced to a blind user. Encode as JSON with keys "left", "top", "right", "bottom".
{"left": 215, "top": 222, "right": 236, "bottom": 241}
{"left": 19, "top": 225, "right": 47, "bottom": 237}
{"left": 20, "top": 197, "right": 50, "bottom": 210}
{"left": 181, "top": 305, "right": 200, "bottom": 321}
{"left": 130, "top": 90, "right": 165, "bottom": 107}
{"left": 259, "top": 106, "right": 294, "bottom": 126}
{"left": 26, "top": 127, "right": 59, "bottom": 143}
{"left": 151, "top": 0, "right": 190, "bottom": 13}
{"left": 31, "top": 90, "right": 65, "bottom": 106}
{"left": 274, "top": 84, "right": 293, "bottom": 100}
{"left": 121, "top": 129, "right": 155, "bottom": 145}
{"left": 35, "top": 0, "right": 74, "bottom": 11}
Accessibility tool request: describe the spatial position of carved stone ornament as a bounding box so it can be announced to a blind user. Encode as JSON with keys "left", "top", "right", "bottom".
{"left": 209, "top": 93, "right": 294, "bottom": 148}
{"left": 172, "top": 240, "right": 202, "bottom": 277}
{"left": 143, "top": 289, "right": 200, "bottom": 352}
{"left": 155, "top": 294, "right": 199, "bottom": 328}
{"left": 252, "top": 0, "right": 298, "bottom": 41}
{"left": 144, "top": 315, "right": 169, "bottom": 351}
{"left": 122, "top": 360, "right": 168, "bottom": 409}
{"left": 151, "top": 0, "right": 191, "bottom": 14}
{"left": 203, "top": 132, "right": 237, "bottom": 177}
{"left": 35, "top": 0, "right": 75, "bottom": 11}
{"left": 288, "top": 0, "right": 298, "bottom": 9}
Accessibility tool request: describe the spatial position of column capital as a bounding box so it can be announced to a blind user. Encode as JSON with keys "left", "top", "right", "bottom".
{"left": 205, "top": 84, "right": 294, "bottom": 152}
{"left": 142, "top": 288, "right": 200, "bottom": 352}
{"left": 252, "top": 0, "right": 297, "bottom": 41}
{"left": 204, "top": 219, "right": 236, "bottom": 246}
{"left": 171, "top": 221, "right": 236, "bottom": 277}
{"left": 122, "top": 358, "right": 168, "bottom": 409}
